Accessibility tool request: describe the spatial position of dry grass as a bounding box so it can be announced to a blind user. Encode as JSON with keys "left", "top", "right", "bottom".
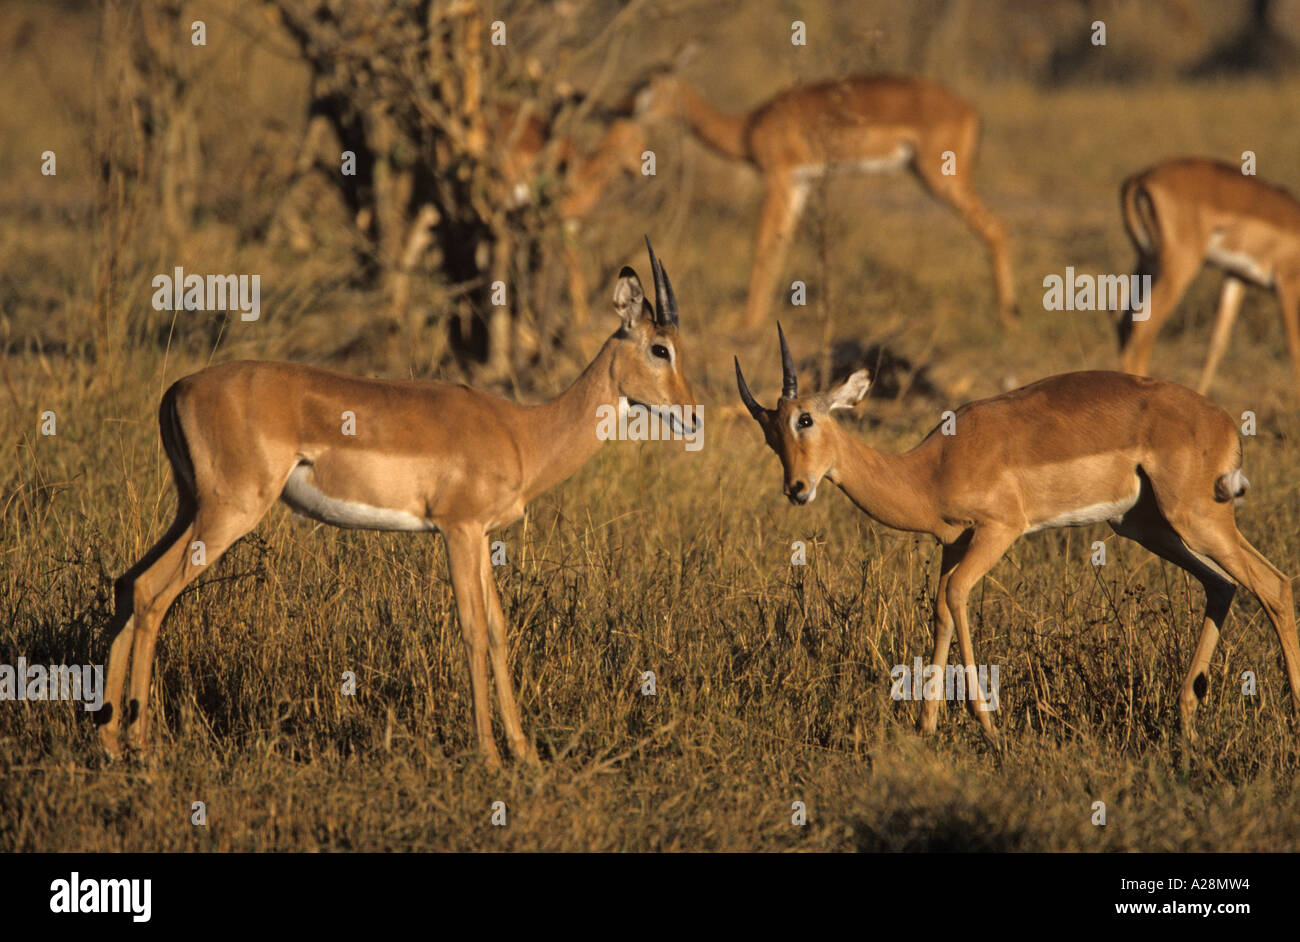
{"left": 3, "top": 3, "right": 1300, "bottom": 852}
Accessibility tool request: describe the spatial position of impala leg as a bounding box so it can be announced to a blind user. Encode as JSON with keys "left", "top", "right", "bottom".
{"left": 944, "top": 526, "right": 1017, "bottom": 743}
{"left": 99, "top": 501, "right": 196, "bottom": 757}
{"left": 920, "top": 539, "right": 969, "bottom": 733}
{"left": 914, "top": 161, "right": 1017, "bottom": 328}
{"left": 1275, "top": 276, "right": 1300, "bottom": 408}
{"left": 742, "top": 174, "right": 807, "bottom": 327}
{"left": 123, "top": 506, "right": 260, "bottom": 753}
{"left": 445, "top": 527, "right": 501, "bottom": 768}
{"left": 121, "top": 526, "right": 195, "bottom": 753}
{"left": 1120, "top": 248, "right": 1200, "bottom": 378}
{"left": 480, "top": 548, "right": 538, "bottom": 765}
{"left": 1169, "top": 517, "right": 1300, "bottom": 720}
{"left": 1115, "top": 254, "right": 1154, "bottom": 352}
{"left": 1111, "top": 498, "right": 1235, "bottom": 740}
{"left": 1197, "top": 276, "right": 1246, "bottom": 396}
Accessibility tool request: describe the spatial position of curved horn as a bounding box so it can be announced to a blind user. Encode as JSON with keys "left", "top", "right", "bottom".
{"left": 644, "top": 235, "right": 679, "bottom": 327}
{"left": 778, "top": 322, "right": 797, "bottom": 398}
{"left": 734, "top": 356, "right": 763, "bottom": 420}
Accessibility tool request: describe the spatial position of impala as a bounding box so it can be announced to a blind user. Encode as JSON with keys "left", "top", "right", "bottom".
{"left": 636, "top": 74, "right": 1017, "bottom": 328}
{"left": 1117, "top": 158, "right": 1300, "bottom": 405}
{"left": 735, "top": 326, "right": 1300, "bottom": 742}
{"left": 497, "top": 103, "right": 647, "bottom": 324}
{"left": 100, "top": 240, "right": 697, "bottom": 766}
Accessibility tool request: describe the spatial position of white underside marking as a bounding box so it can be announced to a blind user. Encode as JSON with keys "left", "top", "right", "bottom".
{"left": 791, "top": 144, "right": 914, "bottom": 184}
{"left": 1207, "top": 233, "right": 1274, "bottom": 287}
{"left": 280, "top": 464, "right": 435, "bottom": 532}
{"left": 1024, "top": 493, "right": 1141, "bottom": 534}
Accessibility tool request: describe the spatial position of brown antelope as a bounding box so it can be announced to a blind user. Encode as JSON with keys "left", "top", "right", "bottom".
{"left": 1118, "top": 158, "right": 1300, "bottom": 405}
{"left": 636, "top": 74, "right": 1017, "bottom": 328}
{"left": 497, "top": 103, "right": 647, "bottom": 325}
{"left": 735, "top": 326, "right": 1300, "bottom": 742}
{"left": 100, "top": 240, "right": 697, "bottom": 766}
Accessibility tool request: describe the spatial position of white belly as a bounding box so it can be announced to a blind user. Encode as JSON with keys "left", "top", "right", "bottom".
{"left": 1207, "top": 232, "right": 1274, "bottom": 287}
{"left": 791, "top": 144, "right": 914, "bottom": 183}
{"left": 1024, "top": 494, "right": 1140, "bottom": 535}
{"left": 280, "top": 464, "right": 435, "bottom": 532}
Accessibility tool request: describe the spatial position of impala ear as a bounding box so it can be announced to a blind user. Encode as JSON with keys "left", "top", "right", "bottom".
{"left": 613, "top": 267, "right": 649, "bottom": 328}
{"left": 826, "top": 370, "right": 872, "bottom": 411}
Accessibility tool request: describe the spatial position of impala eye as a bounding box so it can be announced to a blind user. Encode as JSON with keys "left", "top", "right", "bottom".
{"left": 797, "top": 413, "right": 813, "bottom": 429}
{"left": 651, "top": 344, "right": 671, "bottom": 360}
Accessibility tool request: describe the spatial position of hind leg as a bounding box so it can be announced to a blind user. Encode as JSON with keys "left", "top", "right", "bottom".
{"left": 913, "top": 161, "right": 1018, "bottom": 329}
{"left": 1159, "top": 503, "right": 1300, "bottom": 727}
{"left": 121, "top": 504, "right": 265, "bottom": 753}
{"left": 1111, "top": 490, "right": 1236, "bottom": 739}
{"left": 1120, "top": 246, "right": 1200, "bottom": 378}
{"left": 99, "top": 501, "right": 196, "bottom": 757}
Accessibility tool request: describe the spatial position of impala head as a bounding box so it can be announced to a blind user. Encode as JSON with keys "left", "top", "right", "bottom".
{"left": 609, "top": 238, "right": 698, "bottom": 433}
{"left": 734, "top": 325, "right": 871, "bottom": 505}
{"left": 632, "top": 73, "right": 684, "bottom": 122}
{"left": 628, "top": 44, "right": 698, "bottom": 121}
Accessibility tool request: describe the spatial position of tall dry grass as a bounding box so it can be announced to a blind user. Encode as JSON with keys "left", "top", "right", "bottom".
{"left": 3, "top": 1, "right": 1300, "bottom": 851}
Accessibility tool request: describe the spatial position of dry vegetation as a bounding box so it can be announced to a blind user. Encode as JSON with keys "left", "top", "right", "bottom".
{"left": 3, "top": 0, "right": 1300, "bottom": 851}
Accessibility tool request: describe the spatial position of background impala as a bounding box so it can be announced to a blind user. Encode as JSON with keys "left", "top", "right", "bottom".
{"left": 1116, "top": 157, "right": 1300, "bottom": 406}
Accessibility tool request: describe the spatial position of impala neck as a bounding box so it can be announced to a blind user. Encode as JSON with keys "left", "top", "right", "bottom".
{"left": 830, "top": 432, "right": 942, "bottom": 536}
{"left": 674, "top": 83, "right": 750, "bottom": 162}
{"left": 517, "top": 336, "right": 621, "bottom": 501}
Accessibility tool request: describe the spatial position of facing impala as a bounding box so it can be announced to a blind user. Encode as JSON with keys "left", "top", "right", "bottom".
{"left": 100, "top": 239, "right": 697, "bottom": 767}
{"left": 736, "top": 326, "right": 1300, "bottom": 743}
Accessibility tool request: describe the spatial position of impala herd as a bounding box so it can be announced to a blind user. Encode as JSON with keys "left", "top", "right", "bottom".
{"left": 99, "top": 70, "right": 1300, "bottom": 765}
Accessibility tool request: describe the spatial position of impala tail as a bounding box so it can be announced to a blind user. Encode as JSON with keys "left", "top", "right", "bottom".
{"left": 158, "top": 381, "right": 198, "bottom": 498}
{"left": 1120, "top": 173, "right": 1160, "bottom": 260}
{"left": 1116, "top": 173, "right": 1163, "bottom": 349}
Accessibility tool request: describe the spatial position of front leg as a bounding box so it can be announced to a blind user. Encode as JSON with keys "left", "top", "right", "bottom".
{"left": 944, "top": 525, "right": 1018, "bottom": 745}
{"left": 920, "top": 539, "right": 969, "bottom": 733}
{"left": 445, "top": 526, "right": 501, "bottom": 768}
{"left": 481, "top": 550, "right": 538, "bottom": 765}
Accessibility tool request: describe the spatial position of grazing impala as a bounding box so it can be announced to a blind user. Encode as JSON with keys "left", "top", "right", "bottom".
{"left": 636, "top": 74, "right": 1017, "bottom": 328}
{"left": 100, "top": 240, "right": 696, "bottom": 766}
{"left": 1117, "top": 158, "right": 1300, "bottom": 405}
{"left": 497, "top": 103, "right": 647, "bottom": 324}
{"left": 735, "top": 326, "right": 1300, "bottom": 742}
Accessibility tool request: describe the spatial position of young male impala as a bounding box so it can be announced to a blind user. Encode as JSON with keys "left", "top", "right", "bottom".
{"left": 100, "top": 240, "right": 697, "bottom": 766}
{"left": 1117, "top": 158, "right": 1300, "bottom": 405}
{"left": 636, "top": 74, "right": 1017, "bottom": 328}
{"left": 735, "top": 326, "right": 1300, "bottom": 742}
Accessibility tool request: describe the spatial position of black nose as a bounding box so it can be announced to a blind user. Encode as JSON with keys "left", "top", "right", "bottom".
{"left": 785, "top": 480, "right": 808, "bottom": 504}
{"left": 788, "top": 480, "right": 804, "bottom": 496}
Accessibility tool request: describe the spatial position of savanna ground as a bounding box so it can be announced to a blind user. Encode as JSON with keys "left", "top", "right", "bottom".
{"left": 3, "top": 2, "right": 1300, "bottom": 851}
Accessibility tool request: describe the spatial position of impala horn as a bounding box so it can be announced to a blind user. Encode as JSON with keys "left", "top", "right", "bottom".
{"left": 778, "top": 322, "right": 798, "bottom": 398}
{"left": 734, "top": 357, "right": 763, "bottom": 420}
{"left": 644, "top": 235, "right": 679, "bottom": 327}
